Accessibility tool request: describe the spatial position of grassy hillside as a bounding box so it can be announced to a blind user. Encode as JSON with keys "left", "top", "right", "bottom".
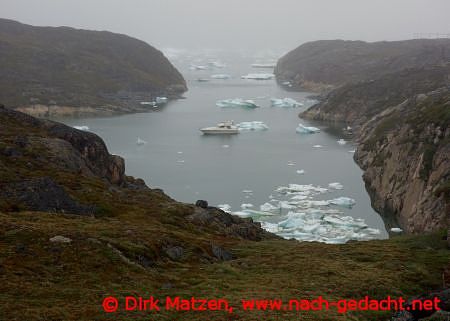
{"left": 0, "top": 19, "right": 187, "bottom": 110}
{"left": 275, "top": 39, "right": 450, "bottom": 92}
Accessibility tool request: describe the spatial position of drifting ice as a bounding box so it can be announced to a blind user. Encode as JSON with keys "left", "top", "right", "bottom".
{"left": 218, "top": 204, "right": 232, "bottom": 212}
{"left": 73, "top": 125, "right": 89, "bottom": 131}
{"left": 241, "top": 73, "right": 274, "bottom": 80}
{"left": 156, "top": 97, "right": 168, "bottom": 104}
{"left": 136, "top": 137, "right": 147, "bottom": 145}
{"left": 271, "top": 98, "right": 304, "bottom": 108}
{"left": 390, "top": 227, "right": 403, "bottom": 233}
{"left": 296, "top": 124, "right": 321, "bottom": 134}
{"left": 237, "top": 121, "right": 269, "bottom": 131}
{"left": 216, "top": 99, "right": 259, "bottom": 109}
{"left": 337, "top": 139, "right": 347, "bottom": 145}
{"left": 211, "top": 74, "right": 231, "bottom": 79}
{"left": 329, "top": 197, "right": 356, "bottom": 208}
{"left": 328, "top": 182, "right": 344, "bottom": 190}
{"left": 296, "top": 169, "right": 305, "bottom": 174}
{"left": 260, "top": 202, "right": 280, "bottom": 212}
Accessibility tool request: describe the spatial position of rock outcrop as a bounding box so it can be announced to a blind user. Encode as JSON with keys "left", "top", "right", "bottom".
{"left": 354, "top": 87, "right": 450, "bottom": 233}
{"left": 275, "top": 39, "right": 450, "bottom": 92}
{"left": 0, "top": 18, "right": 187, "bottom": 115}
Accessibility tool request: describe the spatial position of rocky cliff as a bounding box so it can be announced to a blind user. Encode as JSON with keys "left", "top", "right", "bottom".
{"left": 275, "top": 39, "right": 450, "bottom": 92}
{"left": 354, "top": 87, "right": 450, "bottom": 233}
{"left": 0, "top": 19, "right": 187, "bottom": 116}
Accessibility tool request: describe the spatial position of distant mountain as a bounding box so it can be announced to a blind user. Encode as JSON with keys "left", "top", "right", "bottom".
{"left": 275, "top": 39, "right": 450, "bottom": 92}
{"left": 0, "top": 18, "right": 187, "bottom": 115}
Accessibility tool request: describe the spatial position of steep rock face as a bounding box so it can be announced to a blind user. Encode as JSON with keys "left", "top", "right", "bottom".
{"left": 301, "top": 65, "right": 450, "bottom": 126}
{"left": 354, "top": 88, "right": 450, "bottom": 233}
{"left": 0, "top": 19, "right": 187, "bottom": 114}
{"left": 276, "top": 39, "right": 450, "bottom": 92}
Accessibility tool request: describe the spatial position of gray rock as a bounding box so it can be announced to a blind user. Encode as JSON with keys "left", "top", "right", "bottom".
{"left": 211, "top": 244, "right": 233, "bottom": 261}
{"left": 49, "top": 235, "right": 72, "bottom": 243}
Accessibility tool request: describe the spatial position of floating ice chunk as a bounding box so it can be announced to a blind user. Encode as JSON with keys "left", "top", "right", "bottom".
{"left": 216, "top": 98, "right": 259, "bottom": 108}
{"left": 276, "top": 184, "right": 328, "bottom": 195}
{"left": 237, "top": 121, "right": 269, "bottom": 131}
{"left": 234, "top": 209, "right": 276, "bottom": 218}
{"left": 222, "top": 144, "right": 230, "bottom": 148}
{"left": 279, "top": 201, "right": 297, "bottom": 210}
{"left": 296, "top": 124, "right": 320, "bottom": 134}
{"left": 313, "top": 145, "right": 323, "bottom": 148}
{"left": 390, "top": 227, "right": 403, "bottom": 233}
{"left": 287, "top": 161, "right": 296, "bottom": 166}
{"left": 211, "top": 74, "right": 231, "bottom": 79}
{"left": 271, "top": 98, "right": 304, "bottom": 108}
{"left": 242, "top": 190, "right": 253, "bottom": 194}
{"left": 251, "top": 63, "right": 276, "bottom": 68}
{"left": 348, "top": 150, "right": 356, "bottom": 153}
{"left": 261, "top": 222, "right": 280, "bottom": 233}
{"left": 190, "top": 64, "right": 207, "bottom": 70}
{"left": 241, "top": 203, "right": 254, "bottom": 209}
{"left": 260, "top": 202, "right": 279, "bottom": 212}
{"left": 140, "top": 101, "right": 156, "bottom": 106}
{"left": 218, "top": 204, "right": 232, "bottom": 212}
{"left": 176, "top": 160, "right": 185, "bottom": 164}
{"left": 136, "top": 137, "right": 147, "bottom": 145}
{"left": 241, "top": 73, "right": 274, "bottom": 80}
{"left": 290, "top": 195, "right": 308, "bottom": 201}
{"left": 296, "top": 169, "right": 305, "bottom": 174}
{"left": 328, "top": 182, "right": 344, "bottom": 190}
{"left": 329, "top": 197, "right": 356, "bottom": 208}
{"left": 208, "top": 61, "right": 226, "bottom": 68}
{"left": 337, "top": 139, "right": 347, "bottom": 145}
{"left": 177, "top": 151, "right": 183, "bottom": 154}
{"left": 155, "top": 97, "right": 168, "bottom": 104}
{"left": 73, "top": 125, "right": 89, "bottom": 131}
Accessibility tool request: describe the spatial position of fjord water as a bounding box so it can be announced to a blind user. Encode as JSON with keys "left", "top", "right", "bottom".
{"left": 61, "top": 50, "right": 388, "bottom": 239}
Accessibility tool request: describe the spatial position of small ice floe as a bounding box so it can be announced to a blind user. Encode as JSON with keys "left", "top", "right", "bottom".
{"left": 211, "top": 74, "right": 231, "bottom": 79}
{"left": 348, "top": 150, "right": 356, "bottom": 153}
{"left": 296, "top": 124, "right": 321, "bottom": 134}
{"left": 190, "top": 64, "right": 207, "bottom": 70}
{"left": 329, "top": 197, "right": 356, "bottom": 208}
{"left": 287, "top": 161, "right": 296, "bottom": 166}
{"left": 242, "top": 190, "right": 253, "bottom": 194}
{"left": 222, "top": 144, "right": 230, "bottom": 148}
{"left": 217, "top": 204, "right": 232, "bottom": 213}
{"left": 313, "top": 145, "right": 323, "bottom": 148}
{"left": 177, "top": 151, "right": 183, "bottom": 154}
{"left": 155, "top": 97, "right": 168, "bottom": 104}
{"left": 337, "top": 139, "right": 347, "bottom": 145}
{"left": 176, "top": 160, "right": 185, "bottom": 164}
{"left": 136, "top": 137, "right": 147, "bottom": 145}
{"left": 276, "top": 184, "right": 328, "bottom": 196}
{"left": 73, "top": 125, "right": 89, "bottom": 131}
{"left": 140, "top": 101, "right": 156, "bottom": 106}
{"left": 196, "top": 78, "right": 210, "bottom": 82}
{"left": 216, "top": 98, "right": 259, "bottom": 108}
{"left": 260, "top": 202, "right": 280, "bottom": 212}
{"left": 328, "top": 182, "right": 344, "bottom": 190}
{"left": 390, "top": 227, "right": 403, "bottom": 233}
{"left": 271, "top": 98, "right": 304, "bottom": 108}
{"left": 296, "top": 169, "right": 305, "bottom": 175}
{"left": 241, "top": 203, "right": 254, "bottom": 209}
{"left": 233, "top": 209, "right": 277, "bottom": 218}
{"left": 241, "top": 73, "right": 274, "bottom": 80}
{"left": 237, "top": 121, "right": 269, "bottom": 131}
{"left": 251, "top": 63, "right": 276, "bottom": 68}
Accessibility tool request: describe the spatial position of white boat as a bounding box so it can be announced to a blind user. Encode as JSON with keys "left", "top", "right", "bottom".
{"left": 200, "top": 121, "right": 239, "bottom": 135}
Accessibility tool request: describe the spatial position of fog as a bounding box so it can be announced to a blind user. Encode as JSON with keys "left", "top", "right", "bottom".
{"left": 1, "top": 0, "right": 449, "bottom": 52}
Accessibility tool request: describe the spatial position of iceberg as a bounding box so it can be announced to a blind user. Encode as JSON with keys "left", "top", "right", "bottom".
{"left": 251, "top": 63, "right": 276, "bottom": 68}
{"left": 261, "top": 222, "right": 280, "bottom": 233}
{"left": 329, "top": 197, "right": 356, "bottom": 208}
{"left": 296, "top": 124, "right": 321, "bottom": 134}
{"left": 216, "top": 99, "right": 259, "bottom": 109}
{"left": 241, "top": 73, "right": 274, "bottom": 80}
{"left": 328, "top": 182, "right": 344, "bottom": 190}
{"left": 260, "top": 202, "right": 280, "bottom": 212}
{"left": 313, "top": 145, "right": 323, "bottom": 148}
{"left": 337, "top": 139, "right": 347, "bottom": 145}
{"left": 155, "top": 97, "right": 168, "bottom": 104}
{"left": 217, "top": 204, "right": 232, "bottom": 212}
{"left": 296, "top": 169, "right": 305, "bottom": 174}
{"left": 271, "top": 98, "right": 304, "bottom": 108}
{"left": 136, "top": 137, "right": 147, "bottom": 146}
{"left": 237, "top": 121, "right": 269, "bottom": 131}
{"left": 211, "top": 74, "right": 231, "bottom": 79}
{"left": 73, "top": 125, "right": 89, "bottom": 131}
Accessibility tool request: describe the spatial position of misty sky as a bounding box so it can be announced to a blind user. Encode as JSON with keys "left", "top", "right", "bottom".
{"left": 1, "top": 0, "right": 449, "bottom": 52}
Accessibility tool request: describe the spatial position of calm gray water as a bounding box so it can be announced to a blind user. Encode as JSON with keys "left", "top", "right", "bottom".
{"left": 60, "top": 50, "right": 388, "bottom": 242}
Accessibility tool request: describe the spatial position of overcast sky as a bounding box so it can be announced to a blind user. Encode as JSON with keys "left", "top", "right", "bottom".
{"left": 1, "top": 0, "right": 449, "bottom": 52}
